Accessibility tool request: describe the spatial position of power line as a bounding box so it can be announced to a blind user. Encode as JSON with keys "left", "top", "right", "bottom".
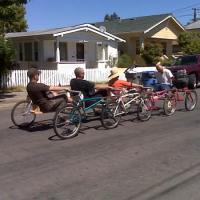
{"left": 172, "top": 3, "right": 200, "bottom": 13}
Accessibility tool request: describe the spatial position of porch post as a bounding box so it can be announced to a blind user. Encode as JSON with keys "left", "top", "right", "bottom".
{"left": 140, "top": 34, "right": 145, "bottom": 50}
{"left": 56, "top": 38, "right": 60, "bottom": 63}
{"left": 102, "top": 42, "right": 105, "bottom": 61}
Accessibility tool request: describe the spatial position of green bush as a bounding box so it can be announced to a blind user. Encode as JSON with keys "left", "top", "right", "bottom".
{"left": 118, "top": 54, "right": 133, "bottom": 68}
{"left": 178, "top": 32, "right": 200, "bottom": 55}
{"left": 140, "top": 44, "right": 163, "bottom": 66}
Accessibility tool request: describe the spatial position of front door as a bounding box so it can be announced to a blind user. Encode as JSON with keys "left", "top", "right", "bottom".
{"left": 76, "top": 43, "right": 84, "bottom": 61}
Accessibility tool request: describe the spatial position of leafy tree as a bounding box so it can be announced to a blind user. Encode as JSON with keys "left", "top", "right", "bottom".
{"left": 118, "top": 54, "right": 132, "bottom": 68}
{"left": 0, "top": 0, "right": 30, "bottom": 87}
{"left": 0, "top": 37, "right": 16, "bottom": 82}
{"left": 178, "top": 32, "right": 200, "bottom": 55}
{"left": 104, "top": 12, "right": 120, "bottom": 21}
{"left": 0, "top": 0, "right": 29, "bottom": 35}
{"left": 104, "top": 14, "right": 111, "bottom": 21}
{"left": 111, "top": 12, "right": 119, "bottom": 21}
{"left": 140, "top": 43, "right": 163, "bottom": 66}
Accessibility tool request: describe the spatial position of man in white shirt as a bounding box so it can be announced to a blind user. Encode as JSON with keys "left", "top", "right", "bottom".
{"left": 151, "top": 62, "right": 174, "bottom": 91}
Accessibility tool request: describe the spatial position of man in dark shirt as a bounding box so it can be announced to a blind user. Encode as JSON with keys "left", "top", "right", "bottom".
{"left": 26, "top": 68, "right": 73, "bottom": 112}
{"left": 70, "top": 67, "right": 111, "bottom": 99}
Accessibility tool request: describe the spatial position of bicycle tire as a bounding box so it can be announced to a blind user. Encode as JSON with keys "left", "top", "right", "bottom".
{"left": 185, "top": 90, "right": 197, "bottom": 111}
{"left": 11, "top": 100, "right": 36, "bottom": 127}
{"left": 163, "top": 95, "right": 176, "bottom": 116}
{"left": 53, "top": 104, "right": 82, "bottom": 139}
{"left": 101, "top": 101, "right": 121, "bottom": 129}
{"left": 137, "top": 98, "right": 152, "bottom": 121}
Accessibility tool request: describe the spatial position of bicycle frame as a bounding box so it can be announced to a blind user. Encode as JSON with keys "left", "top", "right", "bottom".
{"left": 147, "top": 90, "right": 168, "bottom": 110}
{"left": 170, "top": 87, "right": 191, "bottom": 106}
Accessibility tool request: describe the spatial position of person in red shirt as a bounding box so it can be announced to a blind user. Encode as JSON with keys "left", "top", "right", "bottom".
{"left": 108, "top": 67, "right": 143, "bottom": 94}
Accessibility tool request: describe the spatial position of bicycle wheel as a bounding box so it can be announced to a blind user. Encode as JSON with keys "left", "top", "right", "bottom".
{"left": 163, "top": 95, "right": 176, "bottom": 116}
{"left": 185, "top": 90, "right": 197, "bottom": 111}
{"left": 101, "top": 102, "right": 121, "bottom": 129}
{"left": 53, "top": 104, "right": 82, "bottom": 139}
{"left": 11, "top": 100, "right": 36, "bottom": 127}
{"left": 137, "top": 98, "right": 152, "bottom": 121}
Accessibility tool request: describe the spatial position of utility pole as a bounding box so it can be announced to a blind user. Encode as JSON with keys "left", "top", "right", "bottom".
{"left": 192, "top": 8, "right": 200, "bottom": 22}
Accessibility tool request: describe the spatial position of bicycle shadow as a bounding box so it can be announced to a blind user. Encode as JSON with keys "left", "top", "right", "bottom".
{"left": 9, "top": 118, "right": 54, "bottom": 132}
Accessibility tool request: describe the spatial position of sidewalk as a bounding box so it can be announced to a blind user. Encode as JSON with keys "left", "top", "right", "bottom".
{"left": 0, "top": 91, "right": 27, "bottom": 109}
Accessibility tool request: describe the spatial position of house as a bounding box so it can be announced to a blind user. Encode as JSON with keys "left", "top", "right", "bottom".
{"left": 5, "top": 24, "right": 125, "bottom": 71}
{"left": 93, "top": 14, "right": 185, "bottom": 65}
{"left": 185, "top": 20, "right": 200, "bottom": 32}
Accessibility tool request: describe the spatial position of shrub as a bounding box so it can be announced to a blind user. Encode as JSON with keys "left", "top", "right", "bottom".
{"left": 118, "top": 54, "right": 132, "bottom": 68}
{"left": 140, "top": 44, "right": 163, "bottom": 66}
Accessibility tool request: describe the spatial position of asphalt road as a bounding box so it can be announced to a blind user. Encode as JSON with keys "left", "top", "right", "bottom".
{"left": 1, "top": 89, "right": 200, "bottom": 200}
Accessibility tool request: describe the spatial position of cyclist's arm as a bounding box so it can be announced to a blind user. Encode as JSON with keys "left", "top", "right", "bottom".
{"left": 95, "top": 85, "right": 112, "bottom": 90}
{"left": 49, "top": 86, "right": 70, "bottom": 91}
{"left": 132, "top": 83, "right": 143, "bottom": 88}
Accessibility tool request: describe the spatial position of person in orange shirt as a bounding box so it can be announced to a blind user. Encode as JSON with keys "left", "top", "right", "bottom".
{"left": 108, "top": 67, "right": 143, "bottom": 95}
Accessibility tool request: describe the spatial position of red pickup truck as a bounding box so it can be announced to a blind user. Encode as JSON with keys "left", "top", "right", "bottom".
{"left": 169, "top": 54, "right": 200, "bottom": 89}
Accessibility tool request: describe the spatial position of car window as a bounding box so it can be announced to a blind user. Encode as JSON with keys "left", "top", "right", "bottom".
{"left": 181, "top": 56, "right": 198, "bottom": 65}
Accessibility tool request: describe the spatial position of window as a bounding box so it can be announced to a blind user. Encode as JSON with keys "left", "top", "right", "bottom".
{"left": 136, "top": 40, "right": 140, "bottom": 55}
{"left": 161, "top": 42, "right": 167, "bottom": 55}
{"left": 19, "top": 43, "right": 23, "bottom": 61}
{"left": 34, "top": 42, "right": 38, "bottom": 61}
{"left": 60, "top": 42, "right": 68, "bottom": 61}
{"left": 24, "top": 42, "right": 32, "bottom": 61}
{"left": 98, "top": 43, "right": 103, "bottom": 60}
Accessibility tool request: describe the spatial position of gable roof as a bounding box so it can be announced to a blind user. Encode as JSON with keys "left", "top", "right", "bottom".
{"left": 92, "top": 14, "right": 185, "bottom": 34}
{"left": 5, "top": 24, "right": 125, "bottom": 42}
{"left": 185, "top": 20, "right": 200, "bottom": 30}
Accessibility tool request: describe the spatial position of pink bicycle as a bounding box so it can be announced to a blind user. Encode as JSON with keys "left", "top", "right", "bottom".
{"left": 137, "top": 89, "right": 170, "bottom": 121}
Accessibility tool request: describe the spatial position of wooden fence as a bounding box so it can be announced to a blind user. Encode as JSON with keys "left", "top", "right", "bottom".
{"left": 1, "top": 69, "right": 111, "bottom": 87}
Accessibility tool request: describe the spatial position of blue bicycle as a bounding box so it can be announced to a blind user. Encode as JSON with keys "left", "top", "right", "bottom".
{"left": 53, "top": 90, "right": 122, "bottom": 139}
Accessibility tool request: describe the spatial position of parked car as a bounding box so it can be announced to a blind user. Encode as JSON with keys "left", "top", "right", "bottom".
{"left": 169, "top": 54, "right": 200, "bottom": 89}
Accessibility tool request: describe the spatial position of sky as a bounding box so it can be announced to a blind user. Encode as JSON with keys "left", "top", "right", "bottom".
{"left": 25, "top": 0, "right": 200, "bottom": 31}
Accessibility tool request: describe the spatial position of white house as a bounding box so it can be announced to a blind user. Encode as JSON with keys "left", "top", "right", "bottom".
{"left": 5, "top": 24, "right": 125, "bottom": 71}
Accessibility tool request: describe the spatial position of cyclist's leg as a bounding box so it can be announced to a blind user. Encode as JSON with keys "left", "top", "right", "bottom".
{"left": 160, "top": 84, "right": 171, "bottom": 91}
{"left": 46, "top": 95, "right": 68, "bottom": 112}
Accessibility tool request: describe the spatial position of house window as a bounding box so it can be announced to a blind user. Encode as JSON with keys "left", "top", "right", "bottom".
{"left": 136, "top": 40, "right": 140, "bottom": 55}
{"left": 98, "top": 43, "right": 103, "bottom": 60}
{"left": 76, "top": 43, "right": 84, "bottom": 61}
{"left": 34, "top": 42, "right": 38, "bottom": 61}
{"left": 161, "top": 42, "right": 167, "bottom": 55}
{"left": 60, "top": 42, "right": 68, "bottom": 61}
{"left": 105, "top": 44, "right": 108, "bottom": 60}
{"left": 19, "top": 43, "right": 23, "bottom": 61}
{"left": 24, "top": 42, "right": 33, "bottom": 61}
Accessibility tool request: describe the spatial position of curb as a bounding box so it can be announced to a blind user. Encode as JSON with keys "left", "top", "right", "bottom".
{"left": 0, "top": 98, "right": 26, "bottom": 110}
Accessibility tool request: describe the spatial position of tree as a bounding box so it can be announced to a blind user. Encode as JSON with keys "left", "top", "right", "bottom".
{"left": 178, "top": 32, "right": 200, "bottom": 55}
{"left": 0, "top": 0, "right": 29, "bottom": 35}
{"left": 104, "top": 12, "right": 120, "bottom": 21}
{"left": 0, "top": 0, "right": 30, "bottom": 87}
{"left": 140, "top": 44, "right": 163, "bottom": 66}
{"left": 104, "top": 14, "right": 111, "bottom": 21}
{"left": 0, "top": 37, "right": 16, "bottom": 80}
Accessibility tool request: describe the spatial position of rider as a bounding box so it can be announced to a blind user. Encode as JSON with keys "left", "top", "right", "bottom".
{"left": 149, "top": 62, "right": 174, "bottom": 91}
{"left": 70, "top": 67, "right": 112, "bottom": 99}
{"left": 108, "top": 66, "right": 143, "bottom": 94}
{"left": 26, "top": 68, "right": 73, "bottom": 112}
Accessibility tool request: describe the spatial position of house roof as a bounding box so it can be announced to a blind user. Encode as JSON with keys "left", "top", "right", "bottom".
{"left": 185, "top": 20, "right": 200, "bottom": 30}
{"left": 5, "top": 24, "right": 125, "bottom": 42}
{"left": 92, "top": 14, "right": 185, "bottom": 34}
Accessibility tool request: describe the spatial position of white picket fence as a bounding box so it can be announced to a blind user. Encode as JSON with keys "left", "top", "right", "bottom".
{"left": 1, "top": 69, "right": 111, "bottom": 87}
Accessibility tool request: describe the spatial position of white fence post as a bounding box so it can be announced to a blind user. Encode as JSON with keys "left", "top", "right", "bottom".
{"left": 1, "top": 69, "right": 111, "bottom": 87}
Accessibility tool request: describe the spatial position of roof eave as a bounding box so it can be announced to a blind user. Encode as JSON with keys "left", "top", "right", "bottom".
{"left": 144, "top": 15, "right": 185, "bottom": 34}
